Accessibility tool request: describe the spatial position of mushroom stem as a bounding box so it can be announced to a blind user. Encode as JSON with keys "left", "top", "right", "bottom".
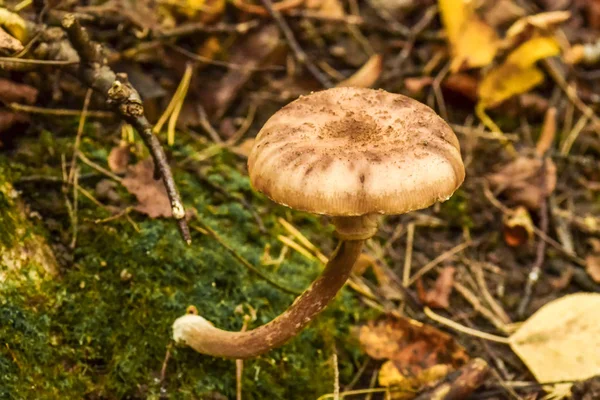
{"left": 172, "top": 240, "right": 364, "bottom": 359}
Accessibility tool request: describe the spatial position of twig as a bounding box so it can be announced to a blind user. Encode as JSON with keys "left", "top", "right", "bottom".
{"left": 259, "top": 0, "right": 333, "bottom": 87}
{"left": 412, "top": 358, "right": 490, "bottom": 400}
{"left": 332, "top": 351, "right": 340, "bottom": 400}
{"left": 402, "top": 222, "right": 415, "bottom": 286}
{"left": 159, "top": 343, "right": 172, "bottom": 386}
{"left": 236, "top": 316, "right": 250, "bottom": 400}
{"left": 517, "top": 160, "right": 550, "bottom": 318}
{"left": 468, "top": 261, "right": 512, "bottom": 325}
{"left": 8, "top": 102, "right": 114, "bottom": 118}
{"left": 424, "top": 307, "right": 510, "bottom": 344}
{"left": 408, "top": 241, "right": 471, "bottom": 285}
{"left": 155, "top": 19, "right": 260, "bottom": 38}
{"left": 453, "top": 281, "right": 510, "bottom": 334}
{"left": 68, "top": 88, "right": 92, "bottom": 184}
{"left": 60, "top": 14, "right": 190, "bottom": 244}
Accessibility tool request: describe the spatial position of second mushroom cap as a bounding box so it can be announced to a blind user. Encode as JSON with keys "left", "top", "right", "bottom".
{"left": 248, "top": 87, "right": 465, "bottom": 216}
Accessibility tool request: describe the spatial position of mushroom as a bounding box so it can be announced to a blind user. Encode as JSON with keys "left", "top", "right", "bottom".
{"left": 172, "top": 87, "right": 465, "bottom": 359}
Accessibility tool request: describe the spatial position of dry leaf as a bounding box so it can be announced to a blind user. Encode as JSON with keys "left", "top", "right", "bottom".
{"left": 439, "top": 0, "right": 500, "bottom": 72}
{"left": 487, "top": 156, "right": 557, "bottom": 209}
{"left": 503, "top": 206, "right": 534, "bottom": 247}
{"left": 121, "top": 158, "right": 173, "bottom": 218}
{"left": 478, "top": 36, "right": 560, "bottom": 109}
{"left": 506, "top": 11, "right": 571, "bottom": 42}
{"left": 417, "top": 266, "right": 455, "bottom": 309}
{"left": 0, "top": 8, "right": 28, "bottom": 42}
{"left": 359, "top": 317, "right": 469, "bottom": 375}
{"left": 481, "top": 0, "right": 525, "bottom": 28}
{"left": 0, "top": 78, "right": 38, "bottom": 104}
{"left": 107, "top": 144, "right": 130, "bottom": 174}
{"left": 360, "top": 316, "right": 469, "bottom": 398}
{"left": 379, "top": 361, "right": 451, "bottom": 399}
{"left": 306, "top": 0, "right": 345, "bottom": 18}
{"left": 509, "top": 293, "right": 600, "bottom": 395}
{"left": 442, "top": 73, "right": 478, "bottom": 101}
{"left": 404, "top": 77, "right": 433, "bottom": 95}
{"left": 200, "top": 24, "right": 280, "bottom": 118}
{"left": 0, "top": 27, "right": 22, "bottom": 53}
{"left": 337, "top": 54, "right": 383, "bottom": 88}
{"left": 586, "top": 255, "right": 600, "bottom": 283}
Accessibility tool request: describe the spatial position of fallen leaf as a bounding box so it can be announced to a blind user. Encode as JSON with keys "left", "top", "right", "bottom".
{"left": 487, "top": 156, "right": 557, "bottom": 209}
{"left": 0, "top": 27, "right": 22, "bottom": 53}
{"left": 478, "top": 36, "right": 560, "bottom": 110}
{"left": 306, "top": 0, "right": 345, "bottom": 18}
{"left": 503, "top": 206, "right": 534, "bottom": 247}
{"left": 439, "top": 0, "right": 500, "bottom": 72}
{"left": 108, "top": 144, "right": 130, "bottom": 174}
{"left": 199, "top": 24, "right": 280, "bottom": 118}
{"left": 404, "top": 77, "right": 433, "bottom": 95}
{"left": 121, "top": 158, "right": 172, "bottom": 218}
{"left": 442, "top": 73, "right": 478, "bottom": 101}
{"left": 359, "top": 317, "right": 469, "bottom": 376}
{"left": 0, "top": 8, "right": 28, "bottom": 43}
{"left": 586, "top": 253, "right": 600, "bottom": 283}
{"left": 481, "top": 0, "right": 525, "bottom": 28}
{"left": 509, "top": 293, "right": 600, "bottom": 395}
{"left": 548, "top": 266, "right": 573, "bottom": 290}
{"left": 379, "top": 361, "right": 450, "bottom": 399}
{"left": 0, "top": 78, "right": 38, "bottom": 104}
{"left": 417, "top": 266, "right": 455, "bottom": 309}
{"left": 337, "top": 54, "right": 383, "bottom": 88}
{"left": 506, "top": 11, "right": 571, "bottom": 43}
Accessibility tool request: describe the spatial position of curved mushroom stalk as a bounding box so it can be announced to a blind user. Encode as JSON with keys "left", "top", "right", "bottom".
{"left": 172, "top": 240, "right": 363, "bottom": 359}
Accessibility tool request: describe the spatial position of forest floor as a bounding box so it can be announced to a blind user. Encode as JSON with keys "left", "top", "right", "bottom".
{"left": 1, "top": 0, "right": 600, "bottom": 399}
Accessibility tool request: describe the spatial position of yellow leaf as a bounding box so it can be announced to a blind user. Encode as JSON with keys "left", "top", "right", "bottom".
{"left": 439, "top": 0, "right": 500, "bottom": 72}
{"left": 0, "top": 8, "right": 27, "bottom": 43}
{"left": 378, "top": 361, "right": 451, "bottom": 400}
{"left": 478, "top": 36, "right": 560, "bottom": 109}
{"left": 505, "top": 36, "right": 560, "bottom": 68}
{"left": 509, "top": 293, "right": 600, "bottom": 396}
{"left": 337, "top": 54, "right": 383, "bottom": 88}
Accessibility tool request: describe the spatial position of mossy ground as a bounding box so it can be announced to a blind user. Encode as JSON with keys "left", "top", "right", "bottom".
{"left": 0, "top": 125, "right": 375, "bottom": 399}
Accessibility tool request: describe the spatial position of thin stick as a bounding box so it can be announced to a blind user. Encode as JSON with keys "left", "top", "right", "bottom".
{"left": 453, "top": 281, "right": 510, "bottom": 333}
{"left": 68, "top": 89, "right": 92, "bottom": 184}
{"left": 259, "top": 0, "right": 333, "bottom": 87}
{"left": 408, "top": 241, "right": 471, "bottom": 285}
{"left": 77, "top": 152, "right": 123, "bottom": 183}
{"left": 423, "top": 307, "right": 510, "bottom": 344}
{"left": 469, "top": 261, "right": 512, "bottom": 324}
{"left": 9, "top": 102, "right": 113, "bottom": 118}
{"left": 60, "top": 14, "right": 190, "bottom": 244}
{"left": 517, "top": 183, "right": 549, "bottom": 317}
{"left": 0, "top": 57, "right": 79, "bottom": 66}
{"left": 277, "top": 235, "right": 317, "bottom": 262}
{"left": 402, "top": 222, "right": 415, "bottom": 287}
{"left": 236, "top": 317, "right": 250, "bottom": 400}
{"left": 278, "top": 218, "right": 327, "bottom": 263}
{"left": 333, "top": 351, "right": 340, "bottom": 400}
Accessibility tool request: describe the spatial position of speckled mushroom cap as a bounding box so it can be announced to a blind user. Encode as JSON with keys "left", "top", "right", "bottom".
{"left": 248, "top": 87, "right": 465, "bottom": 216}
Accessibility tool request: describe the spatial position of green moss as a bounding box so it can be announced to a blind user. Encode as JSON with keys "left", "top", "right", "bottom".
{"left": 438, "top": 188, "right": 473, "bottom": 229}
{"left": 0, "top": 132, "right": 373, "bottom": 399}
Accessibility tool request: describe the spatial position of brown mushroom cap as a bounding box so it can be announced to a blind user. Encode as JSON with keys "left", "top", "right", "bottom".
{"left": 248, "top": 87, "right": 465, "bottom": 216}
